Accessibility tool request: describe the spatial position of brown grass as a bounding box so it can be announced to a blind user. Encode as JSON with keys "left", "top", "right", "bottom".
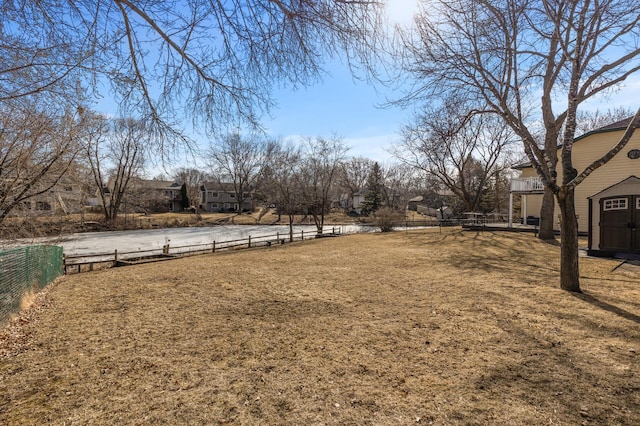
{"left": 1, "top": 228, "right": 639, "bottom": 425}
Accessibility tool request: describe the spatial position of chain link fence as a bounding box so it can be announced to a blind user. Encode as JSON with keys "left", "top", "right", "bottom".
{"left": 0, "top": 245, "right": 63, "bottom": 326}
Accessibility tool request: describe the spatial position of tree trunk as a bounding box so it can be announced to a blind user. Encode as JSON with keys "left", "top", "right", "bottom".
{"left": 538, "top": 187, "right": 555, "bottom": 240}
{"left": 557, "top": 188, "right": 581, "bottom": 292}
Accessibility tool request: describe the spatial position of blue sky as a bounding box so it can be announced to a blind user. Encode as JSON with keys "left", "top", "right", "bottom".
{"left": 263, "top": 59, "right": 410, "bottom": 163}
{"left": 261, "top": 0, "right": 420, "bottom": 164}
{"left": 91, "top": 0, "right": 420, "bottom": 174}
{"left": 92, "top": 0, "right": 640, "bottom": 176}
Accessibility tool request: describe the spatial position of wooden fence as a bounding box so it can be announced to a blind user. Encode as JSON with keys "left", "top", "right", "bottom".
{"left": 63, "top": 227, "right": 341, "bottom": 275}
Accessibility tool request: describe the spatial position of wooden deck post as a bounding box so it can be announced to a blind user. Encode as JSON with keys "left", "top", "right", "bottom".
{"left": 508, "top": 192, "right": 513, "bottom": 227}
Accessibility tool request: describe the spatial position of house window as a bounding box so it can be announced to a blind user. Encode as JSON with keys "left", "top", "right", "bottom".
{"left": 208, "top": 192, "right": 218, "bottom": 199}
{"left": 210, "top": 203, "right": 218, "bottom": 209}
{"left": 64, "top": 186, "right": 73, "bottom": 192}
{"left": 603, "top": 198, "right": 628, "bottom": 211}
{"left": 230, "top": 193, "right": 235, "bottom": 198}
{"left": 637, "top": 198, "right": 640, "bottom": 209}
{"left": 224, "top": 202, "right": 230, "bottom": 208}
{"left": 168, "top": 202, "right": 174, "bottom": 212}
{"left": 36, "top": 201, "right": 52, "bottom": 211}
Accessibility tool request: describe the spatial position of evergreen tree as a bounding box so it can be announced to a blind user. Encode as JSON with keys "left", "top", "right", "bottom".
{"left": 361, "top": 162, "right": 384, "bottom": 215}
{"left": 180, "top": 183, "right": 190, "bottom": 209}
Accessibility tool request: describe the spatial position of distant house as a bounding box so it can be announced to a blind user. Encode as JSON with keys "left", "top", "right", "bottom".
{"left": 406, "top": 195, "right": 425, "bottom": 212}
{"left": 98, "top": 178, "right": 185, "bottom": 213}
{"left": 134, "top": 180, "right": 185, "bottom": 213}
{"left": 510, "top": 117, "right": 640, "bottom": 255}
{"left": 407, "top": 195, "right": 453, "bottom": 219}
{"left": 14, "top": 176, "right": 86, "bottom": 216}
{"left": 200, "top": 181, "right": 254, "bottom": 213}
{"left": 349, "top": 188, "right": 402, "bottom": 215}
{"left": 351, "top": 189, "right": 368, "bottom": 214}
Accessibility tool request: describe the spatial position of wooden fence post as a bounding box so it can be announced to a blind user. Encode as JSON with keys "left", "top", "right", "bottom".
{"left": 212, "top": 240, "right": 216, "bottom": 253}
{"left": 301, "top": 230, "right": 304, "bottom": 241}
{"left": 248, "top": 236, "right": 251, "bottom": 248}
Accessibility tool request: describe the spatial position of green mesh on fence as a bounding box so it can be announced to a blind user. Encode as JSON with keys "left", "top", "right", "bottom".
{"left": 0, "top": 245, "right": 63, "bottom": 326}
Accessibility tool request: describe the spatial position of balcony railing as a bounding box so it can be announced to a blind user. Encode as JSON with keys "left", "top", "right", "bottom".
{"left": 510, "top": 177, "right": 544, "bottom": 193}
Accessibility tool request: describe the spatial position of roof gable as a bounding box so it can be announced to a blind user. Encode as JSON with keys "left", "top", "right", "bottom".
{"left": 588, "top": 175, "right": 640, "bottom": 199}
{"left": 513, "top": 116, "right": 640, "bottom": 170}
{"left": 574, "top": 116, "right": 639, "bottom": 142}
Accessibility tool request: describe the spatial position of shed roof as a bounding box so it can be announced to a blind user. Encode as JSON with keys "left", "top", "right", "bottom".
{"left": 588, "top": 175, "right": 640, "bottom": 199}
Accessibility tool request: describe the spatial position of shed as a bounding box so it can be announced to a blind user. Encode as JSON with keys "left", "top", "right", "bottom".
{"left": 588, "top": 176, "right": 640, "bottom": 256}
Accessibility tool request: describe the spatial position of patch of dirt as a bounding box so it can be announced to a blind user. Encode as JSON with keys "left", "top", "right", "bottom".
{"left": 1, "top": 228, "right": 639, "bottom": 425}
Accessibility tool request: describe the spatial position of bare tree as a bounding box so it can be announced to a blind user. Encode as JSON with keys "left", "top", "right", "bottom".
{"left": 2, "top": 1, "right": 382, "bottom": 143}
{"left": 262, "top": 140, "right": 305, "bottom": 241}
{"left": 173, "top": 167, "right": 210, "bottom": 211}
{"left": 575, "top": 107, "right": 636, "bottom": 137}
{"left": 395, "top": 101, "right": 515, "bottom": 214}
{"left": 338, "top": 157, "right": 375, "bottom": 212}
{"left": 395, "top": 0, "right": 640, "bottom": 291}
{"left": 208, "top": 133, "right": 266, "bottom": 215}
{"left": 0, "top": 103, "right": 81, "bottom": 225}
{"left": 299, "top": 136, "right": 349, "bottom": 235}
{"left": 84, "top": 114, "right": 147, "bottom": 222}
{"left": 381, "top": 162, "right": 424, "bottom": 212}
{"left": 2, "top": 2, "right": 382, "bottom": 230}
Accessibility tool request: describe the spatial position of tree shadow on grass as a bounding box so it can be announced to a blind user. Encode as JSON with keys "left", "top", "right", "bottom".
{"left": 572, "top": 292, "right": 640, "bottom": 325}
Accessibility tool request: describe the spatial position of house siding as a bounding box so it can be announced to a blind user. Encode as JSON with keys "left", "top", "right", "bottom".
{"left": 200, "top": 182, "right": 254, "bottom": 213}
{"left": 518, "top": 130, "right": 640, "bottom": 233}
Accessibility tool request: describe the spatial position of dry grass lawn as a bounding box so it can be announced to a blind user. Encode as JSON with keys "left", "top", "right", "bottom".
{"left": 1, "top": 228, "right": 639, "bottom": 425}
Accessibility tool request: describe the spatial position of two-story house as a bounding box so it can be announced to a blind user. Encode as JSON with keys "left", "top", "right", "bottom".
{"left": 510, "top": 117, "right": 640, "bottom": 256}
{"left": 134, "top": 180, "right": 185, "bottom": 213}
{"left": 98, "top": 178, "right": 185, "bottom": 213}
{"left": 14, "top": 176, "right": 86, "bottom": 216}
{"left": 199, "top": 181, "right": 254, "bottom": 213}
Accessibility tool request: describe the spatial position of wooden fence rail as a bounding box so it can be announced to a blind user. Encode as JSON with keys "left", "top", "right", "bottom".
{"left": 63, "top": 227, "right": 341, "bottom": 275}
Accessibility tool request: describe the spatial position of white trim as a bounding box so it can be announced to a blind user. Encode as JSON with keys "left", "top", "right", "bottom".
{"left": 603, "top": 198, "right": 628, "bottom": 211}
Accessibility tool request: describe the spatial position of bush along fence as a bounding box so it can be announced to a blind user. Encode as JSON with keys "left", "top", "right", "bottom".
{"left": 63, "top": 227, "right": 343, "bottom": 275}
{"left": 0, "top": 245, "right": 63, "bottom": 326}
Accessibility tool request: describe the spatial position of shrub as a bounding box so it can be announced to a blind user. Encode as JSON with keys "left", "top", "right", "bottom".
{"left": 372, "top": 207, "right": 404, "bottom": 232}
